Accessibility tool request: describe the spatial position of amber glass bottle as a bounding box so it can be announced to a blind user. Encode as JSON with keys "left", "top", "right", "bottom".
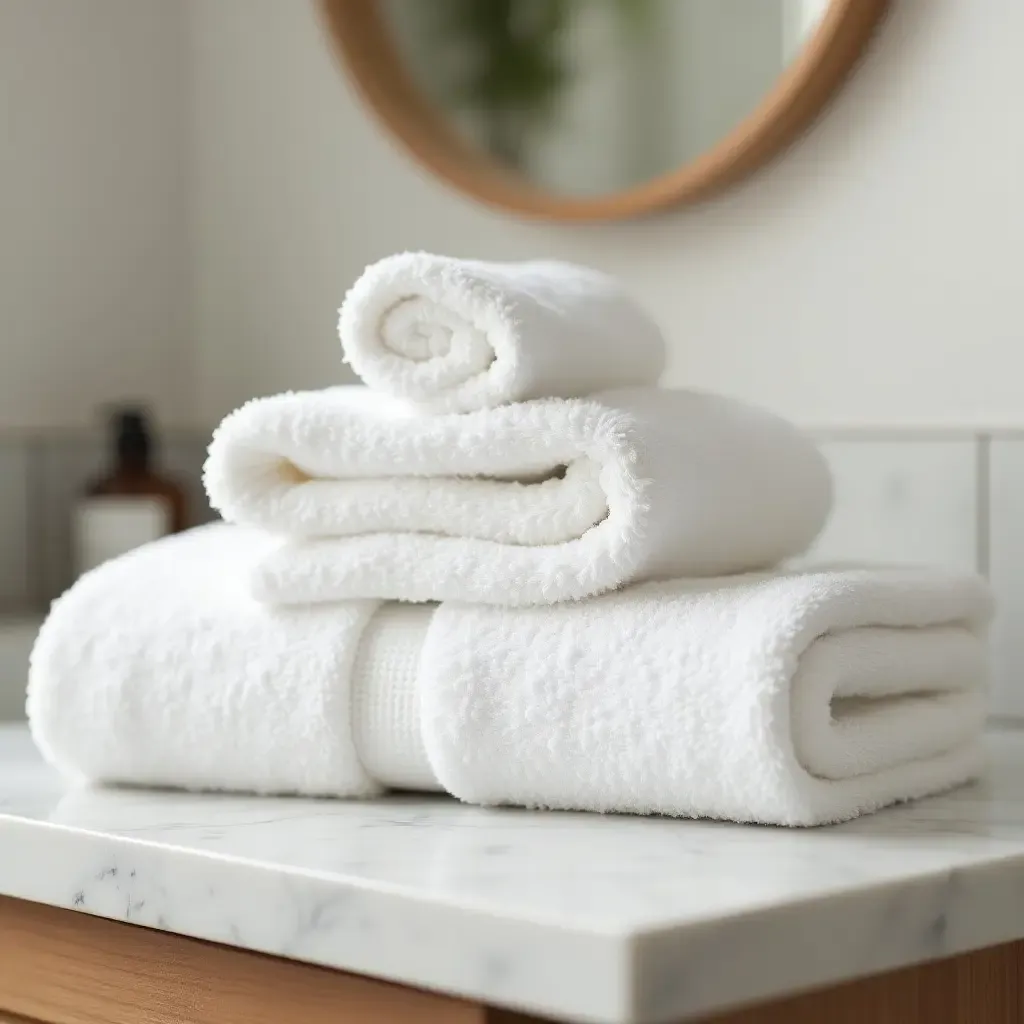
{"left": 74, "top": 408, "right": 187, "bottom": 575}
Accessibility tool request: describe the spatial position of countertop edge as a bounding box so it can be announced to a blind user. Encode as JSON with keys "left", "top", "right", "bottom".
{"left": 0, "top": 814, "right": 630, "bottom": 1023}
{"left": 5, "top": 810, "right": 1024, "bottom": 1023}
{"left": 630, "top": 852, "right": 1024, "bottom": 1021}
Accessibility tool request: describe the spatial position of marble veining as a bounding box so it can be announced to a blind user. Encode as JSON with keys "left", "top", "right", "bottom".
{"left": 5, "top": 726, "right": 1024, "bottom": 1022}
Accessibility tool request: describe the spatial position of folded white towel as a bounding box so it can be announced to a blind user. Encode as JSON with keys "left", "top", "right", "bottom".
{"left": 27, "top": 525, "right": 428, "bottom": 795}
{"left": 338, "top": 253, "right": 667, "bottom": 413}
{"left": 422, "top": 568, "right": 992, "bottom": 825}
{"left": 28, "top": 526, "right": 992, "bottom": 826}
{"left": 204, "top": 386, "right": 832, "bottom": 607}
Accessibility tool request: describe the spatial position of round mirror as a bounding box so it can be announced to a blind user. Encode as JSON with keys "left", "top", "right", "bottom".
{"left": 320, "top": 0, "right": 889, "bottom": 221}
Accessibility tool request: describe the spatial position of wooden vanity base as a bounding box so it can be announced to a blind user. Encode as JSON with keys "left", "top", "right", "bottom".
{"left": 706, "top": 938, "right": 1023, "bottom": 1023}
{"left": 0, "top": 895, "right": 1020, "bottom": 1024}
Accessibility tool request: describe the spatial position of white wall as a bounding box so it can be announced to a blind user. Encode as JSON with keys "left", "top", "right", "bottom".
{"left": 0, "top": 0, "right": 190, "bottom": 431}
{"left": 190, "top": 0, "right": 1023, "bottom": 430}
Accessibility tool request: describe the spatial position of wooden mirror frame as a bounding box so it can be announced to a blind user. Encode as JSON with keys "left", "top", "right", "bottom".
{"left": 318, "top": 0, "right": 890, "bottom": 222}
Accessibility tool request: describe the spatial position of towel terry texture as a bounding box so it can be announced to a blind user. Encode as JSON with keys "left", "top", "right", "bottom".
{"left": 27, "top": 526, "right": 434, "bottom": 795}
{"left": 203, "top": 385, "right": 833, "bottom": 607}
{"left": 27, "top": 526, "right": 992, "bottom": 826}
{"left": 338, "top": 253, "right": 667, "bottom": 413}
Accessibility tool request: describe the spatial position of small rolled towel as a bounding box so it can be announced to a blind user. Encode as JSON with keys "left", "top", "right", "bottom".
{"left": 338, "top": 253, "right": 667, "bottom": 412}
{"left": 203, "top": 385, "right": 833, "bottom": 607}
{"left": 29, "top": 525, "right": 992, "bottom": 826}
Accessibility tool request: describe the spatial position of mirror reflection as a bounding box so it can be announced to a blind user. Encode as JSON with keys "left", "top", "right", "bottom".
{"left": 382, "top": 0, "right": 832, "bottom": 197}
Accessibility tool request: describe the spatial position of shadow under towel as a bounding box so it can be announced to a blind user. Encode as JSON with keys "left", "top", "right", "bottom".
{"left": 203, "top": 386, "right": 833, "bottom": 607}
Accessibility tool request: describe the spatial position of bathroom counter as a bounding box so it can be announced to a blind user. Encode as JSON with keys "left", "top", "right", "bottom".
{"left": 2, "top": 724, "right": 1024, "bottom": 1023}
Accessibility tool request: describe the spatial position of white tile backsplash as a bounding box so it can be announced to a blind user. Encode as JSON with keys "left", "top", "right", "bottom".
{"left": 0, "top": 445, "right": 31, "bottom": 610}
{"left": 0, "top": 617, "right": 40, "bottom": 721}
{"left": 164, "top": 434, "right": 218, "bottom": 527}
{"left": 988, "top": 439, "right": 1024, "bottom": 716}
{"left": 810, "top": 439, "right": 980, "bottom": 570}
{"left": 38, "top": 436, "right": 105, "bottom": 604}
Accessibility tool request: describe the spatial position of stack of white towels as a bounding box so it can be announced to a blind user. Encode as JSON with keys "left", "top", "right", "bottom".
{"left": 28, "top": 253, "right": 993, "bottom": 826}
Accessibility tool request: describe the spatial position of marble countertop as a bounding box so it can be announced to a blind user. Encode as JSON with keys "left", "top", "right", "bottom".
{"left": 4, "top": 726, "right": 1024, "bottom": 1023}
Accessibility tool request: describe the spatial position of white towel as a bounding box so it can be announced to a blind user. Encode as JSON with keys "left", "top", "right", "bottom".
{"left": 338, "top": 252, "right": 667, "bottom": 413}
{"left": 421, "top": 569, "right": 992, "bottom": 826}
{"left": 26, "top": 525, "right": 431, "bottom": 795}
{"left": 28, "top": 526, "right": 992, "bottom": 826}
{"left": 204, "top": 386, "right": 833, "bottom": 607}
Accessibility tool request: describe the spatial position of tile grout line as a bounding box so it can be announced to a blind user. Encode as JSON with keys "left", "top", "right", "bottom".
{"left": 975, "top": 435, "right": 992, "bottom": 578}
{"left": 811, "top": 429, "right": 985, "bottom": 443}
